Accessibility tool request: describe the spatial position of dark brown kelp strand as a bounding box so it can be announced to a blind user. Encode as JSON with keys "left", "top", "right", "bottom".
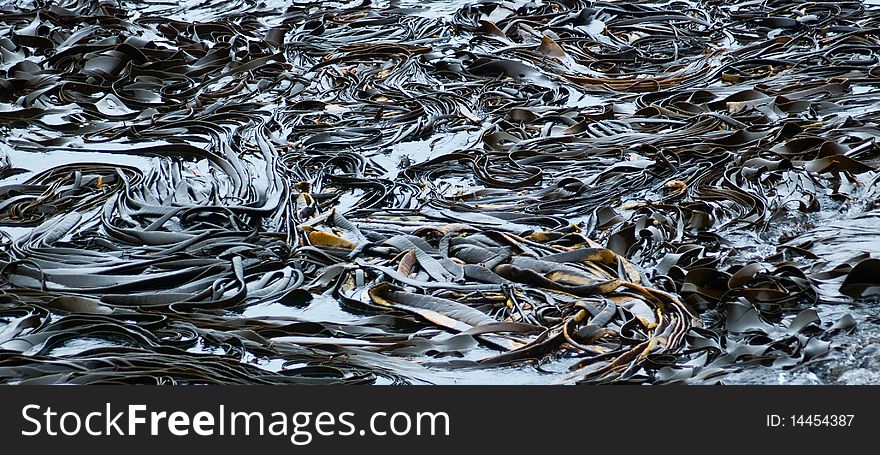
{"left": 0, "top": 0, "right": 877, "bottom": 384}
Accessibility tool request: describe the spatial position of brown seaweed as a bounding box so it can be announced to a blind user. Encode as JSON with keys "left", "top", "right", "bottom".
{"left": 0, "top": 0, "right": 878, "bottom": 385}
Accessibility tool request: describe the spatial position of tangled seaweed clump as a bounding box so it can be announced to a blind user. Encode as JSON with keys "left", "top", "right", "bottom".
{"left": 0, "top": 0, "right": 879, "bottom": 384}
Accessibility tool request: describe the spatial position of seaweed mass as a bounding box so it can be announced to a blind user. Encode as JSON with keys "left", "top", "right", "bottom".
{"left": 1, "top": 0, "right": 880, "bottom": 384}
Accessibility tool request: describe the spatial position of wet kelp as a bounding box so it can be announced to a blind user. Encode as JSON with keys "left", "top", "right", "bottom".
{"left": 0, "top": 0, "right": 877, "bottom": 384}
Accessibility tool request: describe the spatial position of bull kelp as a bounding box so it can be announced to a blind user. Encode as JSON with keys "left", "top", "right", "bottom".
{"left": 1, "top": 0, "right": 879, "bottom": 385}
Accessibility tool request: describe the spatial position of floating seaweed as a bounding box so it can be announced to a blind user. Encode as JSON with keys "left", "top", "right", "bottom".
{"left": 0, "top": 0, "right": 878, "bottom": 384}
